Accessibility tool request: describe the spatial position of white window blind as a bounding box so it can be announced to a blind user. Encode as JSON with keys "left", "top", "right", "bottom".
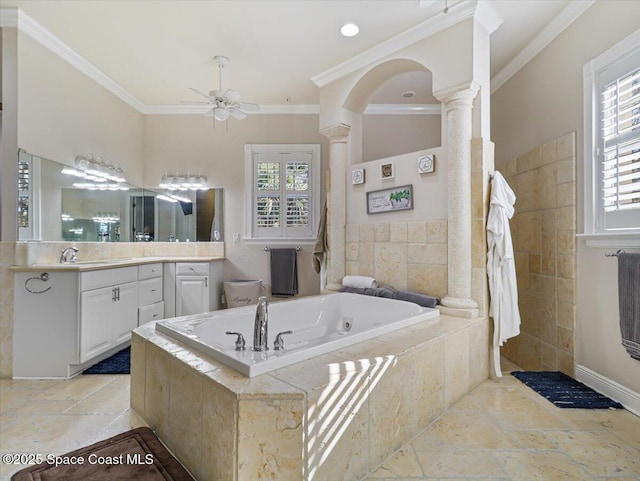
{"left": 595, "top": 48, "right": 640, "bottom": 232}
{"left": 245, "top": 144, "right": 320, "bottom": 241}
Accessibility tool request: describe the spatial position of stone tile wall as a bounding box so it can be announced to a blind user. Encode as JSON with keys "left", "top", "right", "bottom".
{"left": 345, "top": 220, "right": 449, "bottom": 299}
{"left": 500, "top": 132, "right": 577, "bottom": 375}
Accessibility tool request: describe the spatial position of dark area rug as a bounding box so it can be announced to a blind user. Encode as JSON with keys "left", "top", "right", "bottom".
{"left": 512, "top": 371, "right": 624, "bottom": 409}
{"left": 83, "top": 347, "right": 130, "bottom": 374}
{"left": 12, "top": 427, "right": 194, "bottom": 481}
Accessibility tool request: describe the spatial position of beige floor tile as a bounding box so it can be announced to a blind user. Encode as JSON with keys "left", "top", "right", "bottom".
{"left": 544, "top": 430, "right": 640, "bottom": 476}
{"left": 30, "top": 375, "right": 118, "bottom": 402}
{"left": 411, "top": 410, "right": 519, "bottom": 450}
{"left": 494, "top": 450, "right": 593, "bottom": 480}
{"left": 0, "top": 413, "right": 120, "bottom": 452}
{"left": 589, "top": 408, "right": 640, "bottom": 450}
{"left": 93, "top": 409, "right": 148, "bottom": 440}
{"left": 366, "top": 447, "right": 425, "bottom": 478}
{"left": 412, "top": 447, "right": 506, "bottom": 478}
{"left": 64, "top": 383, "right": 130, "bottom": 415}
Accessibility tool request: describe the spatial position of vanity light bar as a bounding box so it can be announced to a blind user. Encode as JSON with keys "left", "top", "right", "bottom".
{"left": 72, "top": 182, "right": 130, "bottom": 191}
{"left": 159, "top": 173, "right": 208, "bottom": 191}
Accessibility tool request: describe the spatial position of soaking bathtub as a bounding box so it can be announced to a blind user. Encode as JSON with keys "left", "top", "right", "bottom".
{"left": 155, "top": 292, "right": 439, "bottom": 376}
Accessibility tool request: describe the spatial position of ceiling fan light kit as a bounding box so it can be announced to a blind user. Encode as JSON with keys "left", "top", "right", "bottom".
{"left": 185, "top": 55, "right": 260, "bottom": 122}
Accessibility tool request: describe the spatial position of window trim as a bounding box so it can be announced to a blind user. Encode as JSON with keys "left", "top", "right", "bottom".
{"left": 244, "top": 144, "right": 321, "bottom": 242}
{"left": 581, "top": 29, "right": 640, "bottom": 248}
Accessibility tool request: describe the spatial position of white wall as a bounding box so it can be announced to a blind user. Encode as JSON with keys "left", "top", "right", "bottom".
{"left": 17, "top": 33, "right": 144, "bottom": 185}
{"left": 362, "top": 114, "right": 441, "bottom": 162}
{"left": 491, "top": 0, "right": 640, "bottom": 393}
{"left": 143, "top": 114, "right": 330, "bottom": 297}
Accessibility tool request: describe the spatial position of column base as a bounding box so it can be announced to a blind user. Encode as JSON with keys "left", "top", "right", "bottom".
{"left": 441, "top": 295, "right": 478, "bottom": 309}
{"left": 438, "top": 305, "right": 479, "bottom": 319}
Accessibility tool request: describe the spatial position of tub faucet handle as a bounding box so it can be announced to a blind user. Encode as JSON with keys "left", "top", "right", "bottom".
{"left": 225, "top": 331, "right": 246, "bottom": 351}
{"left": 274, "top": 330, "right": 293, "bottom": 351}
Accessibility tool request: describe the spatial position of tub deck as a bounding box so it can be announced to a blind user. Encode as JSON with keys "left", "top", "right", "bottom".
{"left": 131, "top": 313, "right": 489, "bottom": 481}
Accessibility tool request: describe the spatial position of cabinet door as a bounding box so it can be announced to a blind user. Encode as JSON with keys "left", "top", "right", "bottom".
{"left": 176, "top": 276, "right": 209, "bottom": 316}
{"left": 80, "top": 286, "right": 115, "bottom": 363}
{"left": 113, "top": 281, "right": 139, "bottom": 344}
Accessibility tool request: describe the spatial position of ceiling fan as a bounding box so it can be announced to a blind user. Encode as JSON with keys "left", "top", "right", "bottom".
{"left": 184, "top": 55, "right": 260, "bottom": 121}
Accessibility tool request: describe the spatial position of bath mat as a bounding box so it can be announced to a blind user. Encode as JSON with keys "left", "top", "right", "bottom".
{"left": 83, "top": 347, "right": 130, "bottom": 374}
{"left": 11, "top": 427, "right": 195, "bottom": 481}
{"left": 511, "top": 371, "right": 624, "bottom": 409}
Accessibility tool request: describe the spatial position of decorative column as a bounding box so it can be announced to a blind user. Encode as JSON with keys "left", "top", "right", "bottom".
{"left": 434, "top": 82, "right": 480, "bottom": 311}
{"left": 320, "top": 123, "right": 351, "bottom": 290}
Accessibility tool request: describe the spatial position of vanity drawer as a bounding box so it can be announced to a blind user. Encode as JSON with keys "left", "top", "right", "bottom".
{"left": 138, "top": 301, "right": 164, "bottom": 325}
{"left": 138, "top": 263, "right": 163, "bottom": 280}
{"left": 81, "top": 266, "right": 138, "bottom": 292}
{"left": 176, "top": 263, "right": 209, "bottom": 276}
{"left": 138, "top": 277, "right": 163, "bottom": 306}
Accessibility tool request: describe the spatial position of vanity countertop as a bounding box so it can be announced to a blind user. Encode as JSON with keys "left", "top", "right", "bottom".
{"left": 11, "top": 256, "right": 225, "bottom": 272}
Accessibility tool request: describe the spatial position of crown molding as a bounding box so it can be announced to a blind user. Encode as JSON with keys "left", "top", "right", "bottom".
{"left": 5, "top": 8, "right": 147, "bottom": 112}
{"left": 364, "top": 103, "right": 441, "bottom": 115}
{"left": 143, "top": 104, "right": 320, "bottom": 115}
{"left": 311, "top": 1, "right": 478, "bottom": 88}
{"left": 491, "top": 0, "right": 596, "bottom": 94}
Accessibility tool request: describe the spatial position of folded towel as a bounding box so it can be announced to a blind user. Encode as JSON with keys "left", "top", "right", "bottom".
{"left": 342, "top": 275, "right": 378, "bottom": 289}
{"left": 393, "top": 290, "right": 439, "bottom": 308}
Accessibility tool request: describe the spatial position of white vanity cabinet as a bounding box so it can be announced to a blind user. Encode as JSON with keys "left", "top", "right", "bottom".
{"left": 79, "top": 267, "right": 138, "bottom": 363}
{"left": 164, "top": 260, "right": 223, "bottom": 318}
{"left": 137, "top": 263, "right": 164, "bottom": 325}
{"left": 13, "top": 257, "right": 221, "bottom": 378}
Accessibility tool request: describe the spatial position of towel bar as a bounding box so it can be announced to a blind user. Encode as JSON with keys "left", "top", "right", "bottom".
{"left": 605, "top": 249, "right": 626, "bottom": 257}
{"left": 264, "top": 246, "right": 302, "bottom": 252}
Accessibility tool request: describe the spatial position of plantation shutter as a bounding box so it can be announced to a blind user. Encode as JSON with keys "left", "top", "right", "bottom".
{"left": 598, "top": 51, "right": 640, "bottom": 231}
{"left": 253, "top": 152, "right": 313, "bottom": 238}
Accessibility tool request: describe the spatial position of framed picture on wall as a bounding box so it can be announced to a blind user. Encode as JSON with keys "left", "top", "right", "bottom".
{"left": 380, "top": 162, "right": 394, "bottom": 179}
{"left": 418, "top": 154, "right": 435, "bottom": 174}
{"left": 366, "top": 184, "right": 413, "bottom": 214}
{"left": 351, "top": 168, "right": 365, "bottom": 185}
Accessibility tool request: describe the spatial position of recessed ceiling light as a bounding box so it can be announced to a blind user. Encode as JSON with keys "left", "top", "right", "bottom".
{"left": 402, "top": 90, "right": 416, "bottom": 99}
{"left": 340, "top": 23, "right": 359, "bottom": 37}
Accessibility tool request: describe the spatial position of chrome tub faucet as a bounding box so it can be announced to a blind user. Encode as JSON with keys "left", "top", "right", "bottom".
{"left": 252, "top": 296, "right": 269, "bottom": 351}
{"left": 59, "top": 247, "right": 79, "bottom": 264}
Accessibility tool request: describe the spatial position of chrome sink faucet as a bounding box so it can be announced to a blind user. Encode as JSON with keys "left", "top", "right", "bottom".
{"left": 59, "top": 247, "right": 79, "bottom": 264}
{"left": 252, "top": 296, "right": 269, "bottom": 351}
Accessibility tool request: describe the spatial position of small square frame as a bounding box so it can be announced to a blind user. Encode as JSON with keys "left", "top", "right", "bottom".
{"left": 417, "top": 154, "right": 435, "bottom": 174}
{"left": 380, "top": 162, "right": 394, "bottom": 180}
{"left": 351, "top": 168, "right": 365, "bottom": 185}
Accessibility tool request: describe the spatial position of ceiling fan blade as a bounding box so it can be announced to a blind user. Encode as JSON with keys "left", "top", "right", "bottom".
{"left": 204, "top": 108, "right": 215, "bottom": 117}
{"left": 224, "top": 89, "right": 241, "bottom": 103}
{"left": 189, "top": 87, "right": 211, "bottom": 99}
{"left": 229, "top": 109, "right": 247, "bottom": 120}
{"left": 180, "top": 101, "right": 210, "bottom": 105}
{"left": 236, "top": 102, "right": 260, "bottom": 112}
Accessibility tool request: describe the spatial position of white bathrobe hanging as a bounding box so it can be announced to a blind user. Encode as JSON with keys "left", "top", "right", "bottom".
{"left": 487, "top": 171, "right": 521, "bottom": 377}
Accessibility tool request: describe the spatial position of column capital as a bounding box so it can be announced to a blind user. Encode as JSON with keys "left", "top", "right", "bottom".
{"left": 320, "top": 123, "right": 351, "bottom": 143}
{"left": 433, "top": 81, "right": 480, "bottom": 107}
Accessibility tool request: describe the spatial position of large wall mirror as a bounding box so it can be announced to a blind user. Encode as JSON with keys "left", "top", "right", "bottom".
{"left": 18, "top": 151, "right": 224, "bottom": 242}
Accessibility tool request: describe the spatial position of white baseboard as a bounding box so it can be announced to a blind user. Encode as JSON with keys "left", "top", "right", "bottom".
{"left": 575, "top": 365, "right": 640, "bottom": 416}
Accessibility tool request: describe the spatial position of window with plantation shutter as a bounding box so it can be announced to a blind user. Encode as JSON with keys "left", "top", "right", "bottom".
{"left": 582, "top": 34, "right": 640, "bottom": 244}
{"left": 245, "top": 144, "right": 320, "bottom": 241}
{"left": 599, "top": 63, "right": 640, "bottom": 229}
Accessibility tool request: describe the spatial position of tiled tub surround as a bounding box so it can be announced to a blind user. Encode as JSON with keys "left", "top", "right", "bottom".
{"left": 0, "top": 240, "right": 224, "bottom": 379}
{"left": 131, "top": 314, "right": 490, "bottom": 481}
{"left": 499, "top": 132, "right": 577, "bottom": 375}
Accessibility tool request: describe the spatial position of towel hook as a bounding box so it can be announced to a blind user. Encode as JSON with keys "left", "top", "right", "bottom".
{"left": 25, "top": 272, "right": 52, "bottom": 294}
